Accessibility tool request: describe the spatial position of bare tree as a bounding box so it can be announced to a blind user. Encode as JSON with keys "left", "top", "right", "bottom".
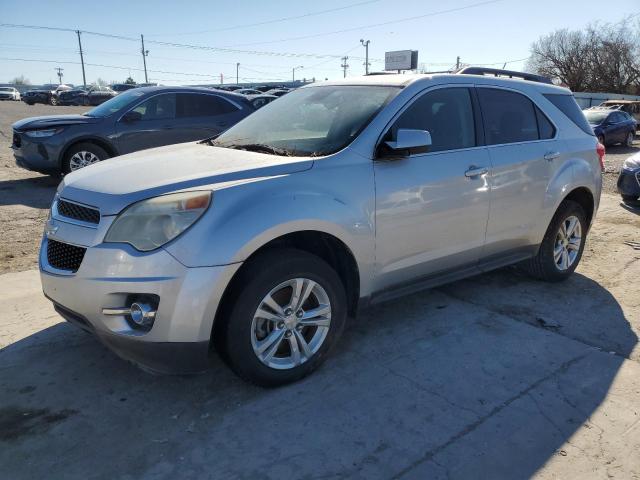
{"left": 9, "top": 75, "right": 31, "bottom": 85}
{"left": 528, "top": 20, "right": 640, "bottom": 93}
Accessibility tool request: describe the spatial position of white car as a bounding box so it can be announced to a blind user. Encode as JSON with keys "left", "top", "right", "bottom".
{"left": 0, "top": 87, "right": 20, "bottom": 101}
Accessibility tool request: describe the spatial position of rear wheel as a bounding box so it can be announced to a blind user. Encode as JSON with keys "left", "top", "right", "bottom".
{"left": 522, "top": 200, "right": 588, "bottom": 282}
{"left": 597, "top": 134, "right": 605, "bottom": 146}
{"left": 625, "top": 131, "right": 635, "bottom": 147}
{"left": 61, "top": 142, "right": 109, "bottom": 174}
{"left": 219, "top": 249, "right": 347, "bottom": 387}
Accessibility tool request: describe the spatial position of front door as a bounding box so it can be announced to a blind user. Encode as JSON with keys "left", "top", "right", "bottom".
{"left": 115, "top": 93, "right": 177, "bottom": 154}
{"left": 373, "top": 86, "right": 491, "bottom": 292}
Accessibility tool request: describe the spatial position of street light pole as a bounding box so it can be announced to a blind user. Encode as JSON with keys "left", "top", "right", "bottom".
{"left": 236, "top": 63, "right": 240, "bottom": 85}
{"left": 360, "top": 39, "right": 370, "bottom": 75}
{"left": 292, "top": 65, "right": 303, "bottom": 84}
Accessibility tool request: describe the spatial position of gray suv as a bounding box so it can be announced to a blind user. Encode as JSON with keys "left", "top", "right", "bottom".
{"left": 12, "top": 86, "right": 254, "bottom": 174}
{"left": 40, "top": 70, "right": 603, "bottom": 386}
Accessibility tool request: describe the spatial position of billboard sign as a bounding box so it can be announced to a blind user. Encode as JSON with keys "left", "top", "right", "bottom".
{"left": 385, "top": 50, "right": 418, "bottom": 71}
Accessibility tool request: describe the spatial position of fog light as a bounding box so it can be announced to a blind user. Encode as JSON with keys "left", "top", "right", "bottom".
{"left": 130, "top": 302, "right": 156, "bottom": 327}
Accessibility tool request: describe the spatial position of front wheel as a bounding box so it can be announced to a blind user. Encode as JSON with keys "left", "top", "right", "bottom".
{"left": 50, "top": 96, "right": 58, "bottom": 106}
{"left": 219, "top": 249, "right": 347, "bottom": 387}
{"left": 61, "top": 142, "right": 109, "bottom": 174}
{"left": 522, "top": 200, "right": 588, "bottom": 282}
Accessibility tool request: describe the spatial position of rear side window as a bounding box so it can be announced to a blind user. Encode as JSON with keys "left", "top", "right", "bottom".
{"left": 535, "top": 106, "right": 556, "bottom": 140}
{"left": 177, "top": 93, "right": 238, "bottom": 118}
{"left": 544, "top": 94, "right": 594, "bottom": 136}
{"left": 477, "top": 88, "right": 539, "bottom": 145}
{"left": 393, "top": 87, "right": 476, "bottom": 153}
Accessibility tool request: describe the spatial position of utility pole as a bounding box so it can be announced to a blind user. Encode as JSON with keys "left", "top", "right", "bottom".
{"left": 341, "top": 56, "right": 349, "bottom": 78}
{"left": 456, "top": 56, "right": 460, "bottom": 70}
{"left": 76, "top": 30, "right": 86, "bottom": 87}
{"left": 236, "top": 63, "right": 240, "bottom": 85}
{"left": 292, "top": 65, "right": 303, "bottom": 84}
{"left": 220, "top": 73, "right": 224, "bottom": 85}
{"left": 140, "top": 34, "right": 149, "bottom": 83}
{"left": 360, "top": 39, "right": 370, "bottom": 75}
{"left": 55, "top": 67, "right": 64, "bottom": 85}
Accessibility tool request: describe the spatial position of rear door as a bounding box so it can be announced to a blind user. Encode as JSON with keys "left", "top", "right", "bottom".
{"left": 115, "top": 93, "right": 177, "bottom": 154}
{"left": 476, "top": 86, "right": 559, "bottom": 261}
{"left": 173, "top": 93, "right": 246, "bottom": 142}
{"left": 373, "top": 85, "right": 491, "bottom": 291}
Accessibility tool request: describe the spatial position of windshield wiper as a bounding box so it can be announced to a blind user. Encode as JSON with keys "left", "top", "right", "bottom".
{"left": 222, "top": 143, "right": 292, "bottom": 156}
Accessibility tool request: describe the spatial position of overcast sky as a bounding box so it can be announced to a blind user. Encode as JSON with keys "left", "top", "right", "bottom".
{"left": 1, "top": 0, "right": 638, "bottom": 86}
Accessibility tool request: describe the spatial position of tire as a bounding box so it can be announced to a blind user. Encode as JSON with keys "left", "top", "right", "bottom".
{"left": 25, "top": 101, "right": 34, "bottom": 106}
{"left": 597, "top": 134, "right": 605, "bottom": 146}
{"left": 61, "top": 142, "right": 109, "bottom": 174}
{"left": 50, "top": 96, "right": 58, "bottom": 106}
{"left": 522, "top": 200, "right": 588, "bottom": 282}
{"left": 219, "top": 248, "right": 347, "bottom": 387}
{"left": 625, "top": 131, "right": 635, "bottom": 147}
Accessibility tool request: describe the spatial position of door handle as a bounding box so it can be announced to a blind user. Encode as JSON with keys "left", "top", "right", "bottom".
{"left": 544, "top": 151, "right": 560, "bottom": 161}
{"left": 464, "top": 166, "right": 488, "bottom": 178}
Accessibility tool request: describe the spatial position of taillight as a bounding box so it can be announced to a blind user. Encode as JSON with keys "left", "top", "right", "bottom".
{"left": 596, "top": 142, "right": 605, "bottom": 172}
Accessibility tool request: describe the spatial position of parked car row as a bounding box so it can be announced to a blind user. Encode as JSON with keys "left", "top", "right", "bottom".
{"left": 20, "top": 82, "right": 157, "bottom": 106}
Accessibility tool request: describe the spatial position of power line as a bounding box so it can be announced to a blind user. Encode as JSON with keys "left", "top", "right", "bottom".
{"left": 145, "top": 0, "right": 382, "bottom": 36}
{"left": 220, "top": 0, "right": 503, "bottom": 47}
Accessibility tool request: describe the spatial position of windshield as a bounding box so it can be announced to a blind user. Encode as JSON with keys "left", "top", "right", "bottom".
{"left": 584, "top": 110, "right": 609, "bottom": 125}
{"left": 85, "top": 88, "right": 146, "bottom": 117}
{"left": 0, "top": 88, "right": 12, "bottom": 92}
{"left": 214, "top": 85, "right": 399, "bottom": 156}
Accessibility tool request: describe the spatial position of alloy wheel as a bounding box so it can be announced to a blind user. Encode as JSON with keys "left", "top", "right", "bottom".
{"left": 553, "top": 215, "right": 582, "bottom": 271}
{"left": 69, "top": 151, "right": 101, "bottom": 171}
{"left": 251, "top": 278, "right": 331, "bottom": 370}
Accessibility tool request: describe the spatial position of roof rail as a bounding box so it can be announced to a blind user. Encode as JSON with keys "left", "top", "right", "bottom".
{"left": 456, "top": 67, "right": 553, "bottom": 85}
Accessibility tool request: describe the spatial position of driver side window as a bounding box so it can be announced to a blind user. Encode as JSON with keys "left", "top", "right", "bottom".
{"left": 132, "top": 94, "right": 176, "bottom": 121}
{"left": 393, "top": 87, "right": 476, "bottom": 153}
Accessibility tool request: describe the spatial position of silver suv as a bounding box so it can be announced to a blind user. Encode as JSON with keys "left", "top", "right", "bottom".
{"left": 41, "top": 70, "right": 603, "bottom": 386}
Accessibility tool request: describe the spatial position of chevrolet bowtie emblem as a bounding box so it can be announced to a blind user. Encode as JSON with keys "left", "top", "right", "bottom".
{"left": 45, "top": 219, "right": 58, "bottom": 238}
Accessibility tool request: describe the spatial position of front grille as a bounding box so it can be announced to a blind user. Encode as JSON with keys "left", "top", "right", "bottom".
{"left": 12, "top": 131, "right": 21, "bottom": 148}
{"left": 57, "top": 199, "right": 100, "bottom": 224}
{"left": 47, "top": 239, "right": 86, "bottom": 272}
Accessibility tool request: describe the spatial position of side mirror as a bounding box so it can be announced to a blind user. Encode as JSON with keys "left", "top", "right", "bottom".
{"left": 121, "top": 110, "right": 142, "bottom": 123}
{"left": 378, "top": 129, "right": 432, "bottom": 159}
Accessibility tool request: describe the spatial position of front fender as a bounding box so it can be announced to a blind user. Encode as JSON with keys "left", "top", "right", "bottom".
{"left": 165, "top": 161, "right": 376, "bottom": 294}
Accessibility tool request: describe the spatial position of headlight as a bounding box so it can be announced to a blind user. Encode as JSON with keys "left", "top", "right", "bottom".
{"left": 105, "top": 191, "right": 211, "bottom": 251}
{"left": 623, "top": 154, "right": 640, "bottom": 171}
{"left": 25, "top": 128, "right": 64, "bottom": 138}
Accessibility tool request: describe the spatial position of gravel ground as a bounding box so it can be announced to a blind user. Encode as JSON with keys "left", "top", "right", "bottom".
{"left": 0, "top": 101, "right": 638, "bottom": 274}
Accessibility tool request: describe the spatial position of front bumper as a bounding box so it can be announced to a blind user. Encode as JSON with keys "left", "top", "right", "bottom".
{"left": 12, "top": 131, "right": 65, "bottom": 173}
{"left": 40, "top": 234, "right": 241, "bottom": 374}
{"left": 617, "top": 168, "right": 640, "bottom": 197}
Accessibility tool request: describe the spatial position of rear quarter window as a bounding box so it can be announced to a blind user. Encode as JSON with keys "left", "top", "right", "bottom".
{"left": 543, "top": 94, "right": 594, "bottom": 136}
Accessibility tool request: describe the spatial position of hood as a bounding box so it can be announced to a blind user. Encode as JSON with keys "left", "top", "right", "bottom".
{"left": 61, "top": 142, "right": 315, "bottom": 215}
{"left": 13, "top": 114, "right": 99, "bottom": 130}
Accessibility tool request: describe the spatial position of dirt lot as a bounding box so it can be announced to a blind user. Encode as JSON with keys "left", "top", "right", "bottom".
{"left": 1, "top": 102, "right": 640, "bottom": 478}
{"left": 0, "top": 100, "right": 639, "bottom": 274}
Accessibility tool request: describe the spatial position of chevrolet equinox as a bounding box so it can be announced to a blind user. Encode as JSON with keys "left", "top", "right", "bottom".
{"left": 41, "top": 69, "right": 603, "bottom": 386}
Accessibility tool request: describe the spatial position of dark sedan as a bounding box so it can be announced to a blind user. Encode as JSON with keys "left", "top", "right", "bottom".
{"left": 12, "top": 86, "right": 254, "bottom": 174}
{"left": 617, "top": 152, "right": 640, "bottom": 204}
{"left": 22, "top": 85, "right": 72, "bottom": 106}
{"left": 58, "top": 86, "right": 117, "bottom": 106}
{"left": 584, "top": 109, "right": 637, "bottom": 147}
